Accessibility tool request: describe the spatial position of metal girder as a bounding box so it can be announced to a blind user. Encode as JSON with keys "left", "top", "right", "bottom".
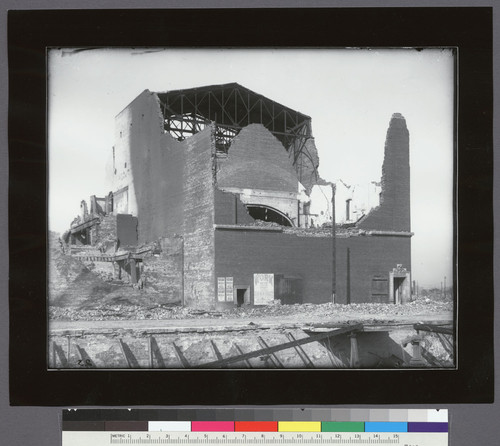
{"left": 157, "top": 83, "right": 313, "bottom": 165}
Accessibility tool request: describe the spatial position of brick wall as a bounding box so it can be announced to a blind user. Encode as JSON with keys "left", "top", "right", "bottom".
{"left": 214, "top": 189, "right": 254, "bottom": 225}
{"left": 93, "top": 215, "right": 117, "bottom": 252}
{"left": 358, "top": 113, "right": 411, "bottom": 232}
{"left": 142, "top": 237, "right": 182, "bottom": 303}
{"left": 112, "top": 90, "right": 187, "bottom": 244}
{"left": 182, "top": 128, "right": 216, "bottom": 308}
{"left": 217, "top": 124, "right": 298, "bottom": 193}
{"left": 215, "top": 228, "right": 410, "bottom": 306}
{"left": 335, "top": 234, "right": 411, "bottom": 304}
{"left": 214, "top": 228, "right": 333, "bottom": 304}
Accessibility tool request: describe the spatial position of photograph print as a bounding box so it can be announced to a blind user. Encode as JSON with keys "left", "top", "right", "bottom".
{"left": 47, "top": 47, "right": 455, "bottom": 370}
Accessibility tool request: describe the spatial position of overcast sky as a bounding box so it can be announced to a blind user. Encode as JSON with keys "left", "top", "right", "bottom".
{"left": 48, "top": 48, "right": 454, "bottom": 288}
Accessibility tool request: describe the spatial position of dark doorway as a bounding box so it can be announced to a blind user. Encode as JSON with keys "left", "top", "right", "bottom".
{"left": 393, "top": 277, "right": 405, "bottom": 304}
{"left": 236, "top": 289, "right": 247, "bottom": 307}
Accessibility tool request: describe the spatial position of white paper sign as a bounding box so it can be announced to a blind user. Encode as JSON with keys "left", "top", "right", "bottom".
{"left": 217, "top": 277, "right": 226, "bottom": 302}
{"left": 253, "top": 274, "right": 274, "bottom": 305}
{"left": 225, "top": 277, "right": 234, "bottom": 302}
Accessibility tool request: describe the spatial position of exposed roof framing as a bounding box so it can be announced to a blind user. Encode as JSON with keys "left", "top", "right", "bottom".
{"left": 156, "top": 83, "right": 313, "bottom": 163}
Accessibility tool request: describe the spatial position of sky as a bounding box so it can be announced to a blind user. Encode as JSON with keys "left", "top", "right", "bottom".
{"left": 48, "top": 48, "right": 455, "bottom": 288}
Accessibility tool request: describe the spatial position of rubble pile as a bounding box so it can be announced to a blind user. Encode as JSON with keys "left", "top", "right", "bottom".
{"left": 49, "top": 294, "right": 452, "bottom": 322}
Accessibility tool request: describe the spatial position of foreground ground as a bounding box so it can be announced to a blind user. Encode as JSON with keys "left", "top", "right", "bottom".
{"left": 50, "top": 294, "right": 453, "bottom": 330}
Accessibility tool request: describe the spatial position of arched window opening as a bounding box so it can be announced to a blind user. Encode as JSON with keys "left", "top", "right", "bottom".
{"left": 246, "top": 205, "right": 293, "bottom": 227}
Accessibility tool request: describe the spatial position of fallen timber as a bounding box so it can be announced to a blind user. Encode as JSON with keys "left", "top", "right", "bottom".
{"left": 194, "top": 324, "right": 363, "bottom": 368}
{"left": 48, "top": 321, "right": 454, "bottom": 369}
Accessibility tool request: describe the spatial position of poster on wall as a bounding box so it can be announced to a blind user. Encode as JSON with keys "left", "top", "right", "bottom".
{"left": 225, "top": 277, "right": 234, "bottom": 302}
{"left": 217, "top": 277, "right": 226, "bottom": 302}
{"left": 253, "top": 274, "right": 274, "bottom": 305}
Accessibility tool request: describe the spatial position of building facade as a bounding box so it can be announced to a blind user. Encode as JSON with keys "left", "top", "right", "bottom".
{"left": 66, "top": 84, "right": 412, "bottom": 308}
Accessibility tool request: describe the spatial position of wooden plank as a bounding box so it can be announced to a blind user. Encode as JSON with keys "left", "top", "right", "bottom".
{"left": 52, "top": 341, "right": 69, "bottom": 368}
{"left": 414, "top": 324, "right": 453, "bottom": 336}
{"left": 349, "top": 333, "right": 360, "bottom": 368}
{"left": 172, "top": 342, "right": 190, "bottom": 368}
{"left": 257, "top": 336, "right": 284, "bottom": 368}
{"left": 74, "top": 343, "right": 95, "bottom": 368}
{"left": 196, "top": 324, "right": 363, "bottom": 368}
{"left": 285, "top": 332, "right": 314, "bottom": 368}
{"left": 70, "top": 217, "right": 100, "bottom": 234}
{"left": 232, "top": 343, "right": 252, "bottom": 368}
{"left": 150, "top": 336, "right": 166, "bottom": 368}
{"left": 118, "top": 339, "right": 139, "bottom": 368}
{"left": 436, "top": 332, "right": 454, "bottom": 357}
{"left": 210, "top": 340, "right": 226, "bottom": 367}
{"left": 148, "top": 336, "right": 154, "bottom": 368}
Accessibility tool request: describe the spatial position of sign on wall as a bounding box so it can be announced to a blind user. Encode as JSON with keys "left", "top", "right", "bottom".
{"left": 253, "top": 273, "right": 274, "bottom": 305}
{"left": 217, "top": 277, "right": 234, "bottom": 302}
{"left": 217, "top": 277, "right": 226, "bottom": 302}
{"left": 225, "top": 277, "right": 234, "bottom": 302}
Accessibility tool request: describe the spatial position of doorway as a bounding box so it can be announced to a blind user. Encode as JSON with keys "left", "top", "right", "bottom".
{"left": 389, "top": 266, "right": 411, "bottom": 304}
{"left": 236, "top": 288, "right": 249, "bottom": 307}
{"left": 393, "top": 277, "right": 405, "bottom": 304}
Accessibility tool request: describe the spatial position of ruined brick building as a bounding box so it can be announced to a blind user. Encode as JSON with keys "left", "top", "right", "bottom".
{"left": 66, "top": 83, "right": 412, "bottom": 308}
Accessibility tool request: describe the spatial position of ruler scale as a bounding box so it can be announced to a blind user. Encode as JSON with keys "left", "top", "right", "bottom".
{"left": 62, "top": 409, "right": 448, "bottom": 446}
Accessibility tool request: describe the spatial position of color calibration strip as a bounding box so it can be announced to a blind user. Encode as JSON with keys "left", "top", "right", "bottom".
{"left": 64, "top": 419, "right": 448, "bottom": 433}
{"left": 63, "top": 408, "right": 448, "bottom": 424}
{"left": 62, "top": 410, "right": 448, "bottom": 446}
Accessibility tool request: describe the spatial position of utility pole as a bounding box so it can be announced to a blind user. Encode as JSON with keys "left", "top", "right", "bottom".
{"left": 331, "top": 182, "right": 336, "bottom": 303}
{"left": 444, "top": 276, "right": 447, "bottom": 299}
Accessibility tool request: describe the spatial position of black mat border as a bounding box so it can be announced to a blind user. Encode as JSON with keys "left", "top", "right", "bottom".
{"left": 8, "top": 7, "right": 493, "bottom": 406}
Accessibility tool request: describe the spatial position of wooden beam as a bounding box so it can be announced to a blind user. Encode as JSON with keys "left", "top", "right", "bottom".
{"left": 148, "top": 336, "right": 154, "bottom": 368}
{"left": 149, "top": 336, "right": 165, "bottom": 368}
{"left": 172, "top": 342, "right": 190, "bottom": 368}
{"left": 196, "top": 324, "right": 363, "bottom": 368}
{"left": 257, "top": 336, "right": 284, "bottom": 368}
{"left": 436, "top": 332, "right": 454, "bottom": 357}
{"left": 52, "top": 341, "right": 69, "bottom": 368}
{"left": 118, "top": 339, "right": 139, "bottom": 368}
{"left": 209, "top": 341, "right": 226, "bottom": 367}
{"left": 232, "top": 343, "right": 252, "bottom": 368}
{"left": 414, "top": 324, "right": 453, "bottom": 336}
{"left": 70, "top": 217, "right": 100, "bottom": 234}
{"left": 349, "top": 333, "right": 360, "bottom": 368}
{"left": 286, "top": 332, "right": 314, "bottom": 368}
{"left": 74, "top": 343, "right": 95, "bottom": 368}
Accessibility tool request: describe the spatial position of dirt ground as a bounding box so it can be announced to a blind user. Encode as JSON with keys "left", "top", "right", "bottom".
{"left": 49, "top": 295, "right": 453, "bottom": 330}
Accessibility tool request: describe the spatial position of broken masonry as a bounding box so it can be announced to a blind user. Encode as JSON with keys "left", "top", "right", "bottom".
{"left": 64, "top": 83, "right": 412, "bottom": 308}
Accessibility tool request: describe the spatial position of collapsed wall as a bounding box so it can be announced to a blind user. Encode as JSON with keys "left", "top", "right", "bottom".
{"left": 111, "top": 90, "right": 216, "bottom": 308}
